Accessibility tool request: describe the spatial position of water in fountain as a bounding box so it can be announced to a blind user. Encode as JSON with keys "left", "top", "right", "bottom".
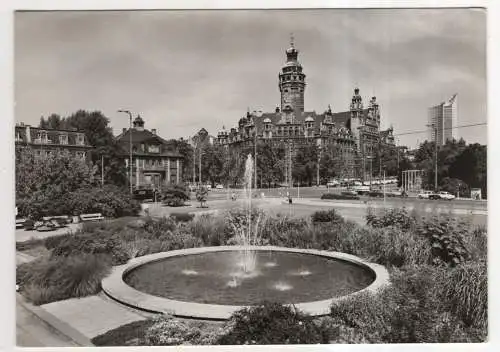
{"left": 240, "top": 154, "right": 259, "bottom": 274}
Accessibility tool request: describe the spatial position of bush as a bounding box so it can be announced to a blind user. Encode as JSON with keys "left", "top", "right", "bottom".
{"left": 311, "top": 209, "right": 345, "bottom": 225}
{"left": 417, "top": 216, "right": 471, "bottom": 266}
{"left": 216, "top": 302, "right": 331, "bottom": 345}
{"left": 196, "top": 187, "right": 208, "bottom": 208}
{"left": 188, "top": 215, "right": 230, "bottom": 246}
{"left": 18, "top": 185, "right": 140, "bottom": 220}
{"left": 161, "top": 184, "right": 189, "bottom": 207}
{"left": 441, "top": 261, "right": 487, "bottom": 331}
{"left": 69, "top": 185, "right": 140, "bottom": 218}
{"left": 144, "top": 316, "right": 226, "bottom": 346}
{"left": 170, "top": 212, "right": 195, "bottom": 223}
{"left": 366, "top": 207, "right": 416, "bottom": 231}
{"left": 321, "top": 193, "right": 359, "bottom": 200}
{"left": 330, "top": 265, "right": 483, "bottom": 343}
{"left": 16, "top": 254, "right": 111, "bottom": 305}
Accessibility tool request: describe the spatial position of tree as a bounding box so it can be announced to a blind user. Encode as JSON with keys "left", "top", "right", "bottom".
{"left": 39, "top": 110, "right": 127, "bottom": 187}
{"left": 196, "top": 186, "right": 208, "bottom": 208}
{"left": 256, "top": 143, "right": 285, "bottom": 188}
{"left": 319, "top": 144, "right": 343, "bottom": 184}
{"left": 16, "top": 147, "right": 96, "bottom": 201}
{"left": 449, "top": 143, "right": 487, "bottom": 198}
{"left": 166, "top": 139, "right": 194, "bottom": 183}
{"left": 292, "top": 144, "right": 319, "bottom": 186}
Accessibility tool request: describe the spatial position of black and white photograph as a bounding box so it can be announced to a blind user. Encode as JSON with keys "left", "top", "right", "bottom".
{"left": 7, "top": 3, "right": 492, "bottom": 349}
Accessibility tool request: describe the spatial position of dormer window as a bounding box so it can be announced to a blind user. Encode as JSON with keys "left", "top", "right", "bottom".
{"left": 36, "top": 131, "right": 48, "bottom": 144}
{"left": 148, "top": 145, "right": 160, "bottom": 153}
{"left": 76, "top": 133, "right": 85, "bottom": 146}
{"left": 59, "top": 134, "right": 68, "bottom": 145}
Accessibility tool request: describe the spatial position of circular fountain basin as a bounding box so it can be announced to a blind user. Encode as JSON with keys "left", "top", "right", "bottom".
{"left": 102, "top": 246, "right": 390, "bottom": 320}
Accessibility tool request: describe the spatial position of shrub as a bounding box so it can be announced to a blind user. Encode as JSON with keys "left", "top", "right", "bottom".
{"left": 16, "top": 254, "right": 111, "bottom": 305}
{"left": 161, "top": 184, "right": 189, "bottom": 207}
{"left": 330, "top": 265, "right": 483, "bottom": 343}
{"left": 144, "top": 315, "right": 226, "bottom": 346}
{"left": 188, "top": 215, "right": 230, "bottom": 246}
{"left": 321, "top": 193, "right": 359, "bottom": 200}
{"left": 441, "top": 261, "right": 487, "bottom": 331}
{"left": 216, "top": 302, "right": 331, "bottom": 345}
{"left": 417, "top": 216, "right": 471, "bottom": 266}
{"left": 311, "top": 209, "right": 345, "bottom": 225}
{"left": 196, "top": 187, "right": 208, "bottom": 208}
{"left": 170, "top": 212, "right": 195, "bottom": 223}
{"left": 69, "top": 185, "right": 140, "bottom": 218}
{"left": 366, "top": 207, "right": 416, "bottom": 231}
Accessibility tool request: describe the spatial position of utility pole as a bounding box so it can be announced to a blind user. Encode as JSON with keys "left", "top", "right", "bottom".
{"left": 101, "top": 155, "right": 104, "bottom": 186}
{"left": 427, "top": 123, "right": 438, "bottom": 191}
{"left": 254, "top": 124, "right": 258, "bottom": 190}
{"left": 117, "top": 110, "right": 134, "bottom": 194}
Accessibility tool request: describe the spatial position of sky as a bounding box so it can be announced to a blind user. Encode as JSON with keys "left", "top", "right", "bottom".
{"left": 14, "top": 8, "right": 487, "bottom": 148}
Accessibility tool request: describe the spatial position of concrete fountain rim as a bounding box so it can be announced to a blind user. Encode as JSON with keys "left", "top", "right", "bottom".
{"left": 101, "top": 246, "right": 390, "bottom": 320}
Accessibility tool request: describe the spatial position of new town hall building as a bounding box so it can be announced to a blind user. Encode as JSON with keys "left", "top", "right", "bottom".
{"left": 215, "top": 39, "right": 395, "bottom": 182}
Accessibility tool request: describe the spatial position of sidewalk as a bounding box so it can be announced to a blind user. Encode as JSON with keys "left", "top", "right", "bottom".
{"left": 16, "top": 223, "right": 81, "bottom": 243}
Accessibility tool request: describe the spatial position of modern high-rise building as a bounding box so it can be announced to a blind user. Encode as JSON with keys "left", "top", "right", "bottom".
{"left": 428, "top": 94, "right": 458, "bottom": 146}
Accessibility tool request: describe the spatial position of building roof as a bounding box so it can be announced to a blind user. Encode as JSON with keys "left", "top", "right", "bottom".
{"left": 116, "top": 128, "right": 183, "bottom": 158}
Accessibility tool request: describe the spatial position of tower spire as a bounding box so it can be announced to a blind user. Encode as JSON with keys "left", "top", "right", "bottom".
{"left": 290, "top": 32, "right": 294, "bottom": 48}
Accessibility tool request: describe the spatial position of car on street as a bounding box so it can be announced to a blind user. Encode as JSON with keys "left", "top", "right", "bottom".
{"left": 387, "top": 189, "right": 408, "bottom": 197}
{"left": 418, "top": 190, "right": 435, "bottom": 199}
{"left": 429, "top": 191, "right": 456, "bottom": 200}
{"left": 341, "top": 189, "right": 358, "bottom": 196}
{"left": 215, "top": 184, "right": 224, "bottom": 189}
{"left": 133, "top": 188, "right": 156, "bottom": 201}
{"left": 368, "top": 189, "right": 385, "bottom": 198}
{"left": 327, "top": 180, "right": 340, "bottom": 187}
{"left": 353, "top": 185, "right": 370, "bottom": 195}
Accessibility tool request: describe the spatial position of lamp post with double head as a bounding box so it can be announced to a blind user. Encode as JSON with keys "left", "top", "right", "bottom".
{"left": 118, "top": 110, "right": 133, "bottom": 194}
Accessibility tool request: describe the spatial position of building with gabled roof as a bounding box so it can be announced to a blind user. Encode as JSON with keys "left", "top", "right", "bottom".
{"left": 115, "top": 114, "right": 184, "bottom": 189}
{"left": 215, "top": 38, "right": 395, "bottom": 182}
{"left": 15, "top": 122, "right": 93, "bottom": 161}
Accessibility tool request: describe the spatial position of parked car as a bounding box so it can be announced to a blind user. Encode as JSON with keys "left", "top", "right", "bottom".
{"left": 353, "top": 185, "right": 370, "bottom": 195}
{"left": 368, "top": 189, "right": 385, "bottom": 198}
{"left": 418, "top": 190, "right": 435, "bottom": 199}
{"left": 387, "top": 189, "right": 408, "bottom": 197}
{"left": 342, "top": 189, "right": 358, "bottom": 196}
{"left": 133, "top": 188, "right": 157, "bottom": 201}
{"left": 327, "top": 180, "right": 340, "bottom": 187}
{"left": 215, "top": 184, "right": 224, "bottom": 189}
{"left": 430, "top": 191, "right": 456, "bottom": 200}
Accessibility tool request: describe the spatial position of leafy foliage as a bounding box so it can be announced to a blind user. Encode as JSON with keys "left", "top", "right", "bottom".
{"left": 196, "top": 186, "right": 209, "bottom": 208}
{"left": 161, "top": 183, "right": 189, "bottom": 207}
{"left": 311, "top": 209, "right": 345, "bottom": 225}
{"left": 365, "top": 207, "right": 416, "bottom": 231}
{"left": 320, "top": 193, "right": 360, "bottom": 200}
{"left": 16, "top": 254, "right": 111, "bottom": 305}
{"left": 417, "top": 216, "right": 471, "bottom": 266}
{"left": 217, "top": 302, "right": 331, "bottom": 345}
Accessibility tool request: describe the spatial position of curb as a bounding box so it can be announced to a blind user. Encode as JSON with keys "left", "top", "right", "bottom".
{"left": 16, "top": 293, "right": 94, "bottom": 347}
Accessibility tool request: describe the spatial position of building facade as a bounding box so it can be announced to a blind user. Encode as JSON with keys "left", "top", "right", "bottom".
{"left": 215, "top": 39, "right": 395, "bottom": 182}
{"left": 116, "top": 115, "right": 183, "bottom": 189}
{"left": 15, "top": 123, "right": 93, "bottom": 160}
{"left": 428, "top": 94, "right": 458, "bottom": 146}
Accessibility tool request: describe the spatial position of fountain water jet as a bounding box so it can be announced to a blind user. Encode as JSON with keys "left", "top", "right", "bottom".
{"left": 231, "top": 154, "right": 262, "bottom": 276}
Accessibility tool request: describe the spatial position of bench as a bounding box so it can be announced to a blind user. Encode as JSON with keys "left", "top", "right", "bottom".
{"left": 16, "top": 218, "right": 26, "bottom": 229}
{"left": 79, "top": 213, "right": 104, "bottom": 222}
{"left": 43, "top": 215, "right": 70, "bottom": 224}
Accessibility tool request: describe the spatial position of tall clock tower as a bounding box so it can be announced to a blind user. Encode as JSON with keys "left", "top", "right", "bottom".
{"left": 279, "top": 35, "right": 306, "bottom": 116}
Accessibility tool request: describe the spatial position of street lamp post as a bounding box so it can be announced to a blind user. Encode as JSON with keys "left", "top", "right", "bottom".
{"left": 118, "top": 110, "right": 133, "bottom": 194}
{"left": 426, "top": 123, "right": 439, "bottom": 191}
